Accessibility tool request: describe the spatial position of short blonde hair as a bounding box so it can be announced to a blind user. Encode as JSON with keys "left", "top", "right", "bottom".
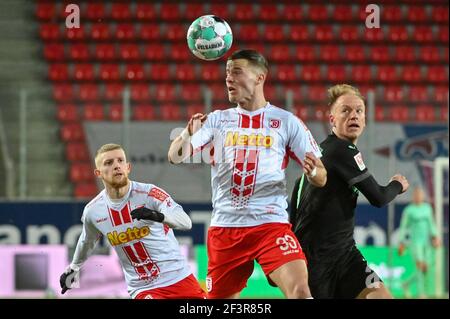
{"left": 327, "top": 84, "right": 365, "bottom": 108}
{"left": 95, "top": 143, "right": 124, "bottom": 167}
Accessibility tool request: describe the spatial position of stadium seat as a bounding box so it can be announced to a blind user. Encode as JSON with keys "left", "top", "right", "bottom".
{"left": 419, "top": 46, "right": 441, "bottom": 63}
{"left": 115, "top": 24, "right": 136, "bottom": 41}
{"left": 384, "top": 86, "right": 405, "bottom": 103}
{"left": 314, "top": 25, "right": 334, "bottom": 42}
{"left": 300, "top": 65, "right": 321, "bottom": 81}
{"left": 73, "top": 64, "right": 95, "bottom": 81}
{"left": 139, "top": 24, "right": 162, "bottom": 41}
{"left": 401, "top": 66, "right": 422, "bottom": 82}
{"left": 412, "top": 26, "right": 434, "bottom": 43}
{"left": 185, "top": 3, "right": 204, "bottom": 21}
{"left": 180, "top": 84, "right": 202, "bottom": 102}
{"left": 414, "top": 105, "right": 436, "bottom": 122}
{"left": 440, "top": 105, "right": 449, "bottom": 122}
{"left": 159, "top": 104, "right": 183, "bottom": 121}
{"left": 40, "top": 23, "right": 60, "bottom": 40}
{"left": 111, "top": 3, "right": 132, "bottom": 20}
{"left": 74, "top": 183, "right": 98, "bottom": 198}
{"left": 350, "top": 65, "right": 372, "bottom": 82}
{"left": 381, "top": 6, "right": 403, "bottom": 22}
{"left": 374, "top": 105, "right": 386, "bottom": 121}
{"left": 364, "top": 28, "right": 384, "bottom": 42}
{"left": 48, "top": 64, "right": 69, "bottom": 81}
{"left": 393, "top": 46, "right": 416, "bottom": 62}
{"left": 208, "top": 83, "right": 227, "bottom": 102}
{"left": 65, "top": 26, "right": 86, "bottom": 41}
{"left": 90, "top": 23, "right": 111, "bottom": 41}
{"left": 263, "top": 25, "right": 285, "bottom": 42}
{"left": 437, "top": 26, "right": 449, "bottom": 43}
{"left": 36, "top": 2, "right": 56, "bottom": 20}
{"left": 327, "top": 65, "right": 347, "bottom": 82}
{"left": 319, "top": 45, "right": 341, "bottom": 62}
{"left": 389, "top": 105, "right": 409, "bottom": 122}
{"left": 143, "top": 44, "right": 165, "bottom": 61}
{"left": 309, "top": 5, "right": 329, "bottom": 21}
{"left": 339, "top": 26, "right": 360, "bottom": 42}
{"left": 66, "top": 142, "right": 89, "bottom": 162}
{"left": 276, "top": 65, "right": 297, "bottom": 82}
{"left": 133, "top": 105, "right": 156, "bottom": 121}
{"left": 294, "top": 45, "right": 315, "bottom": 62}
{"left": 60, "top": 122, "right": 84, "bottom": 142}
{"left": 370, "top": 46, "right": 391, "bottom": 63}
{"left": 388, "top": 26, "right": 409, "bottom": 42}
{"left": 432, "top": 6, "right": 449, "bottom": 23}
{"left": 186, "top": 104, "right": 206, "bottom": 118}
{"left": 376, "top": 65, "right": 398, "bottom": 82}
{"left": 433, "top": 86, "right": 449, "bottom": 103}
{"left": 210, "top": 4, "right": 230, "bottom": 19}
{"left": 334, "top": 5, "right": 354, "bottom": 22}
{"left": 343, "top": 45, "right": 366, "bottom": 62}
{"left": 259, "top": 5, "right": 280, "bottom": 22}
{"left": 53, "top": 84, "right": 74, "bottom": 102}
{"left": 264, "top": 85, "right": 278, "bottom": 103}
{"left": 83, "top": 104, "right": 104, "bottom": 121}
{"left": 78, "top": 84, "right": 100, "bottom": 102}
{"left": 313, "top": 106, "right": 330, "bottom": 121}
{"left": 135, "top": 3, "right": 157, "bottom": 21}
{"left": 289, "top": 25, "right": 310, "bottom": 42}
{"left": 104, "top": 83, "right": 124, "bottom": 101}
{"left": 409, "top": 86, "right": 429, "bottom": 102}
{"left": 200, "top": 64, "right": 222, "bottom": 81}
{"left": 154, "top": 84, "right": 176, "bottom": 102}
{"left": 99, "top": 64, "right": 121, "bottom": 81}
{"left": 149, "top": 63, "right": 171, "bottom": 81}
{"left": 68, "top": 44, "right": 90, "bottom": 61}
{"left": 130, "top": 84, "right": 150, "bottom": 102}
{"left": 426, "top": 66, "right": 448, "bottom": 82}
{"left": 281, "top": 4, "right": 303, "bottom": 21}
{"left": 238, "top": 25, "right": 260, "bottom": 42}
{"left": 109, "top": 104, "right": 124, "bottom": 121}
{"left": 44, "top": 44, "right": 65, "bottom": 61}
{"left": 93, "top": 44, "right": 116, "bottom": 61}
{"left": 166, "top": 24, "right": 187, "bottom": 41}
{"left": 408, "top": 6, "right": 429, "bottom": 22}
{"left": 118, "top": 44, "right": 140, "bottom": 61}
{"left": 269, "top": 45, "right": 291, "bottom": 62}
{"left": 294, "top": 106, "right": 310, "bottom": 121}
{"left": 281, "top": 84, "right": 302, "bottom": 102}
{"left": 307, "top": 85, "right": 327, "bottom": 102}
{"left": 235, "top": 4, "right": 255, "bottom": 21}
{"left": 70, "top": 162, "right": 94, "bottom": 183}
{"left": 124, "top": 64, "right": 145, "bottom": 81}
{"left": 57, "top": 104, "right": 78, "bottom": 122}
{"left": 84, "top": 2, "right": 106, "bottom": 20}
{"left": 170, "top": 44, "right": 191, "bottom": 61}
{"left": 160, "top": 4, "right": 180, "bottom": 21}
{"left": 175, "top": 64, "right": 196, "bottom": 81}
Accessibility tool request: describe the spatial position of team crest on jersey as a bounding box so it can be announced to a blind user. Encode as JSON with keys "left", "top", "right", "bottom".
{"left": 269, "top": 119, "right": 281, "bottom": 129}
{"left": 354, "top": 152, "right": 366, "bottom": 171}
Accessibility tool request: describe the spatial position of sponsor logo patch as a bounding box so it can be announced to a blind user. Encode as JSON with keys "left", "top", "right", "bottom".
{"left": 149, "top": 187, "right": 169, "bottom": 202}
{"left": 354, "top": 152, "right": 366, "bottom": 171}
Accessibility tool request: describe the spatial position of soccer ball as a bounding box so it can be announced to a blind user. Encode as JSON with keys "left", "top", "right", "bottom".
{"left": 187, "top": 15, "right": 233, "bottom": 61}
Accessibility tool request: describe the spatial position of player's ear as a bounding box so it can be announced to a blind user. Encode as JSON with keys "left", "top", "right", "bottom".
{"left": 94, "top": 168, "right": 101, "bottom": 178}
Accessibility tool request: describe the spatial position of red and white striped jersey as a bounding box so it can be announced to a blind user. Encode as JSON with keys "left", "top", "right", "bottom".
{"left": 70, "top": 181, "right": 192, "bottom": 298}
{"left": 191, "top": 103, "right": 322, "bottom": 227}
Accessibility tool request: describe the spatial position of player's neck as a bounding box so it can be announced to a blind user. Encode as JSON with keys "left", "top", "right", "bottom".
{"left": 105, "top": 180, "right": 130, "bottom": 200}
{"left": 238, "top": 95, "right": 267, "bottom": 112}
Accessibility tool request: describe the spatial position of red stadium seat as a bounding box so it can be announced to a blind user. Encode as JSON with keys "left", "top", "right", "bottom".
{"left": 90, "top": 23, "right": 111, "bottom": 41}
{"left": 74, "top": 183, "right": 98, "bottom": 199}
{"left": 135, "top": 3, "right": 157, "bottom": 21}
{"left": 375, "top": 105, "right": 386, "bottom": 121}
{"left": 160, "top": 4, "right": 180, "bottom": 21}
{"left": 73, "top": 64, "right": 95, "bottom": 81}
{"left": 167, "top": 24, "right": 187, "bottom": 41}
{"left": 36, "top": 2, "right": 56, "bottom": 20}
{"left": 208, "top": 83, "right": 227, "bottom": 102}
{"left": 99, "top": 64, "right": 121, "bottom": 81}
{"left": 111, "top": 3, "right": 132, "bottom": 20}
{"left": 84, "top": 3, "right": 106, "bottom": 20}
{"left": 175, "top": 64, "right": 196, "bottom": 81}
{"left": 382, "top": 6, "right": 403, "bottom": 22}
{"left": 143, "top": 44, "right": 165, "bottom": 61}
{"left": 300, "top": 65, "right": 321, "bottom": 81}
{"left": 281, "top": 5, "right": 303, "bottom": 21}
{"left": 426, "top": 66, "right": 448, "bottom": 83}
{"left": 412, "top": 26, "right": 434, "bottom": 43}
{"left": 66, "top": 142, "right": 89, "bottom": 162}
{"left": 60, "top": 122, "right": 84, "bottom": 142}
{"left": 388, "top": 26, "right": 409, "bottom": 42}
{"left": 200, "top": 64, "right": 222, "bottom": 81}
{"left": 276, "top": 65, "right": 297, "bottom": 82}
{"left": 180, "top": 84, "right": 202, "bottom": 102}
{"left": 187, "top": 104, "right": 206, "bottom": 118}
{"left": 437, "top": 26, "right": 448, "bottom": 43}
{"left": 433, "top": 86, "right": 449, "bottom": 103}
{"left": 307, "top": 86, "right": 327, "bottom": 102}
{"left": 65, "top": 26, "right": 86, "bottom": 41}
{"left": 44, "top": 44, "right": 65, "bottom": 61}
{"left": 53, "top": 84, "right": 74, "bottom": 102}
{"left": 314, "top": 25, "right": 334, "bottom": 42}
{"left": 238, "top": 25, "right": 260, "bottom": 42}
{"left": 364, "top": 28, "right": 384, "bottom": 42}
{"left": 124, "top": 64, "right": 145, "bottom": 81}
{"left": 319, "top": 45, "right": 341, "bottom": 62}
{"left": 343, "top": 46, "right": 366, "bottom": 62}
{"left": 309, "top": 5, "right": 329, "bottom": 21}
{"left": 40, "top": 23, "right": 60, "bottom": 40}
{"left": 419, "top": 46, "right": 441, "bottom": 63}
{"left": 104, "top": 83, "right": 124, "bottom": 101}
{"left": 393, "top": 46, "right": 416, "bottom": 62}
{"left": 294, "top": 45, "right": 315, "bottom": 62}
{"left": 259, "top": 5, "right": 280, "bottom": 22}
{"left": 370, "top": 46, "right": 390, "bottom": 63}
{"left": 115, "top": 24, "right": 136, "bottom": 41}
{"left": 264, "top": 85, "right": 278, "bottom": 103}
{"left": 139, "top": 24, "right": 162, "bottom": 41}
{"left": 415, "top": 105, "right": 436, "bottom": 122}
{"left": 210, "top": 4, "right": 230, "bottom": 19}
{"left": 334, "top": 5, "right": 354, "bottom": 22}
{"left": 339, "top": 26, "right": 360, "bottom": 42}
{"left": 70, "top": 162, "right": 94, "bottom": 183}
{"left": 83, "top": 104, "right": 104, "bottom": 121}
{"left": 268, "top": 45, "right": 291, "bottom": 62}
{"left": 294, "top": 106, "right": 310, "bottom": 121}
{"left": 263, "top": 25, "right": 285, "bottom": 42}
{"left": 408, "top": 86, "right": 429, "bottom": 102}
{"left": 313, "top": 106, "right": 330, "bottom": 122}
{"left": 118, "top": 44, "right": 140, "bottom": 61}
{"left": 149, "top": 63, "right": 171, "bottom": 81}
{"left": 281, "top": 85, "right": 302, "bottom": 102}
{"left": 68, "top": 44, "right": 90, "bottom": 61}
{"left": 440, "top": 105, "right": 449, "bottom": 122}
{"left": 57, "top": 104, "right": 78, "bottom": 122}
{"left": 170, "top": 44, "right": 191, "bottom": 61}
{"left": 154, "top": 84, "right": 176, "bottom": 102}
{"left": 130, "top": 84, "right": 150, "bottom": 102}
{"left": 432, "top": 6, "right": 449, "bottom": 23}
{"left": 289, "top": 25, "right": 310, "bottom": 42}
{"left": 401, "top": 66, "right": 422, "bottom": 82}
{"left": 327, "top": 65, "right": 347, "bottom": 82}
{"left": 160, "top": 104, "right": 183, "bottom": 121}
{"left": 407, "top": 6, "right": 428, "bottom": 22}
{"left": 185, "top": 3, "right": 204, "bottom": 21}
{"left": 78, "top": 84, "right": 100, "bottom": 102}
{"left": 376, "top": 65, "right": 398, "bottom": 82}
{"left": 389, "top": 105, "right": 409, "bottom": 122}
{"left": 351, "top": 65, "right": 372, "bottom": 82}
{"left": 48, "top": 64, "right": 69, "bottom": 81}
{"left": 109, "top": 104, "right": 123, "bottom": 122}
{"left": 235, "top": 4, "right": 255, "bottom": 21}
{"left": 133, "top": 105, "right": 156, "bottom": 121}
{"left": 384, "top": 86, "right": 405, "bottom": 103}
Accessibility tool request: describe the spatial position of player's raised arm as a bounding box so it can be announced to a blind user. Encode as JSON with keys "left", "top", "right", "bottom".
{"left": 168, "top": 113, "right": 207, "bottom": 164}
{"left": 303, "top": 152, "right": 327, "bottom": 187}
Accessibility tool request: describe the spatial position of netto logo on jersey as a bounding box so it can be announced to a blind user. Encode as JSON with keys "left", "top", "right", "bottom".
{"left": 107, "top": 226, "right": 150, "bottom": 246}
{"left": 225, "top": 132, "right": 273, "bottom": 148}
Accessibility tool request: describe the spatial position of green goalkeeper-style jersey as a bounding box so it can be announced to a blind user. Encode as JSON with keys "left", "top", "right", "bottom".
{"left": 398, "top": 202, "right": 437, "bottom": 246}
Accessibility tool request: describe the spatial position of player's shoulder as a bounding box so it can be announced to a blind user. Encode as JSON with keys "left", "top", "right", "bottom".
{"left": 267, "top": 104, "right": 295, "bottom": 120}
{"left": 321, "top": 134, "right": 359, "bottom": 157}
{"left": 130, "top": 180, "right": 152, "bottom": 194}
{"left": 85, "top": 190, "right": 105, "bottom": 211}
